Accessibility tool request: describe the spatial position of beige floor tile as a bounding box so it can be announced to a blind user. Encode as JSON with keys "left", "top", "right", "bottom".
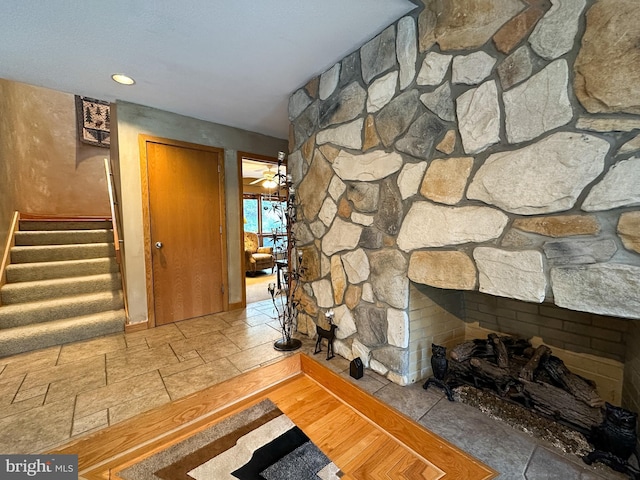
{"left": 124, "top": 323, "right": 185, "bottom": 348}
{"left": 222, "top": 305, "right": 271, "bottom": 321}
{"left": 15, "top": 384, "right": 48, "bottom": 403}
{"left": 0, "top": 374, "right": 25, "bottom": 405}
{"left": 72, "top": 409, "right": 109, "bottom": 437}
{"left": 220, "top": 306, "right": 258, "bottom": 317}
{"left": 226, "top": 341, "right": 288, "bottom": 372}
{"left": 0, "top": 396, "right": 75, "bottom": 454}
{"left": 123, "top": 332, "right": 149, "bottom": 349}
{"left": 252, "top": 301, "right": 277, "bottom": 314}
{"left": 267, "top": 319, "right": 285, "bottom": 333}
{"left": 168, "top": 331, "right": 229, "bottom": 359}
{"left": 222, "top": 323, "right": 282, "bottom": 350}
{"left": 162, "top": 357, "right": 241, "bottom": 400}
{"left": 106, "top": 343, "right": 178, "bottom": 384}
{"left": 225, "top": 317, "right": 252, "bottom": 329}
{"left": 75, "top": 370, "right": 165, "bottom": 419}
{"left": 244, "top": 312, "right": 277, "bottom": 327}
{"left": 174, "top": 315, "right": 232, "bottom": 338}
{"left": 57, "top": 334, "right": 127, "bottom": 364}
{"left": 0, "top": 347, "right": 61, "bottom": 380}
{"left": 21, "top": 355, "right": 105, "bottom": 391}
{"left": 45, "top": 367, "right": 106, "bottom": 405}
{"left": 179, "top": 350, "right": 202, "bottom": 361}
{"left": 108, "top": 388, "right": 171, "bottom": 425}
{"left": 197, "top": 341, "right": 242, "bottom": 364}
{"left": 0, "top": 394, "right": 46, "bottom": 420}
{"left": 215, "top": 310, "right": 246, "bottom": 323}
{"left": 159, "top": 357, "right": 205, "bottom": 377}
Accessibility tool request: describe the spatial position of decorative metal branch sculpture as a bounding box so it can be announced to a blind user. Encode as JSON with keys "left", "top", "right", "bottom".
{"left": 267, "top": 151, "right": 303, "bottom": 351}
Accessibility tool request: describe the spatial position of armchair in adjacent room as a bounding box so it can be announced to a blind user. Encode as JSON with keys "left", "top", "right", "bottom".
{"left": 244, "top": 231, "right": 275, "bottom": 274}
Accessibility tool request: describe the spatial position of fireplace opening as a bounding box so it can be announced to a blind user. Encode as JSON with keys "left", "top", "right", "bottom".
{"left": 408, "top": 282, "right": 640, "bottom": 478}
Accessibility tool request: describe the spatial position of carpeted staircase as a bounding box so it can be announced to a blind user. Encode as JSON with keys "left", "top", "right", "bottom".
{"left": 0, "top": 219, "right": 126, "bottom": 357}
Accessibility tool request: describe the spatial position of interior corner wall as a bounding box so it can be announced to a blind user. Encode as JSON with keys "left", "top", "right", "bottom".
{"left": 622, "top": 319, "right": 640, "bottom": 447}
{"left": 113, "top": 101, "right": 287, "bottom": 324}
{"left": 0, "top": 78, "right": 111, "bottom": 246}
{"left": 0, "top": 80, "right": 16, "bottom": 249}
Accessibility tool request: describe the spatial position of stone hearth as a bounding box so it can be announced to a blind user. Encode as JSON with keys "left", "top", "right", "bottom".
{"left": 288, "top": 0, "right": 640, "bottom": 439}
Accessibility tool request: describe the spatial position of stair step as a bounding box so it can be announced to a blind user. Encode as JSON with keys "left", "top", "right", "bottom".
{"left": 0, "top": 309, "right": 126, "bottom": 358}
{"left": 19, "top": 220, "right": 112, "bottom": 231}
{"left": 11, "top": 243, "right": 115, "bottom": 263}
{"left": 1, "top": 273, "right": 121, "bottom": 305}
{"left": 0, "top": 291, "right": 124, "bottom": 329}
{"left": 6, "top": 257, "right": 119, "bottom": 283}
{"left": 15, "top": 229, "right": 113, "bottom": 246}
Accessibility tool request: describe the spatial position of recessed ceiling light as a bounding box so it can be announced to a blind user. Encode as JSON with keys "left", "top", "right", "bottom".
{"left": 111, "top": 74, "right": 135, "bottom": 85}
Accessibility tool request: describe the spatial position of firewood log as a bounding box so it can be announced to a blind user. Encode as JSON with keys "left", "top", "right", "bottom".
{"left": 469, "top": 357, "right": 516, "bottom": 395}
{"left": 450, "top": 339, "right": 494, "bottom": 362}
{"left": 519, "top": 345, "right": 551, "bottom": 382}
{"left": 489, "top": 333, "right": 509, "bottom": 368}
{"left": 521, "top": 379, "right": 603, "bottom": 432}
{"left": 543, "top": 356, "right": 604, "bottom": 408}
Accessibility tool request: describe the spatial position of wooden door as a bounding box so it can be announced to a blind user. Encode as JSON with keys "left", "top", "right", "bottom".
{"left": 143, "top": 139, "right": 226, "bottom": 325}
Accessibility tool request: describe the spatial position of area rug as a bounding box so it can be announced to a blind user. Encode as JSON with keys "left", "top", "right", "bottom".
{"left": 246, "top": 272, "right": 276, "bottom": 304}
{"left": 118, "top": 399, "right": 342, "bottom": 480}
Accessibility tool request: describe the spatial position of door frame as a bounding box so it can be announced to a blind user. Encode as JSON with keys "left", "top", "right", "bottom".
{"left": 237, "top": 151, "right": 280, "bottom": 307}
{"left": 140, "top": 135, "right": 228, "bottom": 328}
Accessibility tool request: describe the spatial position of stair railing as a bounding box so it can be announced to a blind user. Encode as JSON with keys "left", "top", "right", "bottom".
{"left": 0, "top": 211, "right": 20, "bottom": 307}
{"left": 104, "top": 158, "right": 130, "bottom": 321}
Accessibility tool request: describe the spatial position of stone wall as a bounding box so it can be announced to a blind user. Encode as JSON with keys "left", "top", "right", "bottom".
{"left": 288, "top": 0, "right": 640, "bottom": 389}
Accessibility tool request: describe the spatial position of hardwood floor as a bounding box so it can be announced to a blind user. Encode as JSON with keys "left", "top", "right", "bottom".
{"left": 53, "top": 354, "right": 496, "bottom": 479}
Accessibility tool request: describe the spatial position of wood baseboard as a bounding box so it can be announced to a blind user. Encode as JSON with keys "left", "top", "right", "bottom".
{"left": 228, "top": 301, "right": 244, "bottom": 311}
{"left": 124, "top": 321, "right": 148, "bottom": 333}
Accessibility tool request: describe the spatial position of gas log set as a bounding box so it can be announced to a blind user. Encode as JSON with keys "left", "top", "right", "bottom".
{"left": 424, "top": 335, "right": 639, "bottom": 479}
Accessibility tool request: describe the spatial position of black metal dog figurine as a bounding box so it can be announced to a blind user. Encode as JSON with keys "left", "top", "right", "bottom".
{"left": 423, "top": 344, "right": 454, "bottom": 401}
{"left": 314, "top": 310, "right": 337, "bottom": 360}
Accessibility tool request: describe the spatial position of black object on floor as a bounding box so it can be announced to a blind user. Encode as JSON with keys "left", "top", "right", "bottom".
{"left": 350, "top": 358, "right": 363, "bottom": 379}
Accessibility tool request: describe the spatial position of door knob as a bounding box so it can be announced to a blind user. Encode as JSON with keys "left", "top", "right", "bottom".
{"left": 155, "top": 241, "right": 163, "bottom": 249}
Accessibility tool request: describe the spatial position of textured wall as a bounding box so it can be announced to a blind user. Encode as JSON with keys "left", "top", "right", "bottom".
{"left": 114, "top": 102, "right": 287, "bottom": 323}
{"left": 0, "top": 79, "right": 110, "bottom": 219}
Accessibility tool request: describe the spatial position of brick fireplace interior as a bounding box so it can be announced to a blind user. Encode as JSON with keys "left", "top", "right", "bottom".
{"left": 409, "top": 283, "right": 630, "bottom": 407}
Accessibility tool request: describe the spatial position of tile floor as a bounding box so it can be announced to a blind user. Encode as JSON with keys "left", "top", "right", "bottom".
{"left": 0, "top": 298, "right": 626, "bottom": 479}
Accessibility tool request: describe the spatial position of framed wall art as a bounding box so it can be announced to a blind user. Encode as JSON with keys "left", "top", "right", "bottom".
{"left": 75, "top": 96, "right": 110, "bottom": 147}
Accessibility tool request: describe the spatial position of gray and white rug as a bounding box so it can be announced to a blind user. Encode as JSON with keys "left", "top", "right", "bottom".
{"left": 119, "top": 399, "right": 342, "bottom": 480}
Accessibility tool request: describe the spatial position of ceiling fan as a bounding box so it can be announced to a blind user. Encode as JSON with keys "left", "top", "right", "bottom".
{"left": 249, "top": 165, "right": 278, "bottom": 188}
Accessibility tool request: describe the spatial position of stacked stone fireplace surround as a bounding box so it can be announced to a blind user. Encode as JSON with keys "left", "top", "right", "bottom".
{"left": 287, "top": 0, "right": 640, "bottom": 436}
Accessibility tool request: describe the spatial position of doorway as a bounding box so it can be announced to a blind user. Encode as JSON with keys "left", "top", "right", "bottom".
{"left": 239, "top": 152, "right": 285, "bottom": 305}
{"left": 140, "top": 136, "right": 228, "bottom": 326}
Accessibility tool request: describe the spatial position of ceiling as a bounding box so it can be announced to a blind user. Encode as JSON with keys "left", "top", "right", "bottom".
{"left": 0, "top": 1, "right": 415, "bottom": 139}
{"left": 242, "top": 158, "right": 280, "bottom": 180}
